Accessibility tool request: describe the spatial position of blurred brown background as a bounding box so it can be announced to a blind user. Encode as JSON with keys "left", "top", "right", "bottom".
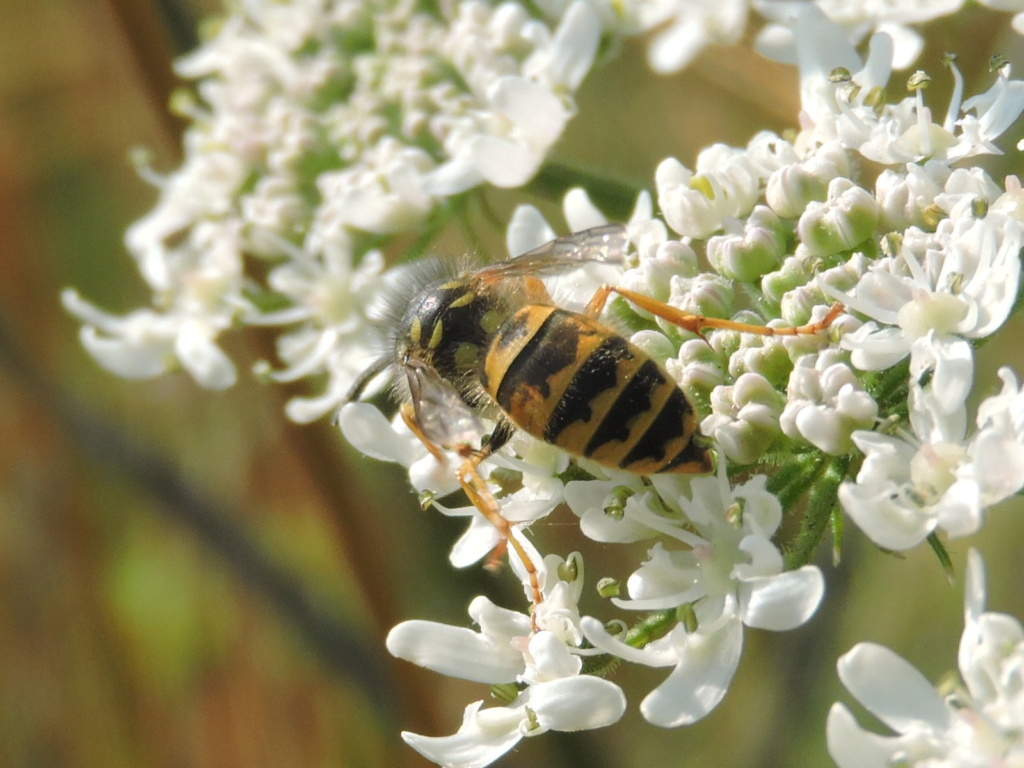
{"left": 1, "top": 1, "right": 1023, "bottom": 767}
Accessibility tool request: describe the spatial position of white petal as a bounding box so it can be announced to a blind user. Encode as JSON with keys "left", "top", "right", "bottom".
{"left": 733, "top": 534, "right": 784, "bottom": 580}
{"left": 838, "top": 481, "right": 934, "bottom": 551}
{"left": 826, "top": 703, "right": 905, "bottom": 768}
{"left": 506, "top": 205, "right": 556, "bottom": 257}
{"left": 753, "top": 23, "right": 797, "bottom": 64}
{"left": 837, "top": 643, "right": 950, "bottom": 732}
{"left": 174, "top": 323, "right": 237, "bottom": 389}
{"left": 874, "top": 23, "right": 923, "bottom": 70}
{"left": 640, "top": 618, "right": 743, "bottom": 727}
{"left": 932, "top": 478, "right": 983, "bottom": 539}
{"left": 523, "top": 631, "right": 582, "bottom": 682}
{"left": 970, "top": 428, "right": 1024, "bottom": 503}
{"left": 402, "top": 701, "right": 523, "bottom": 768}
{"left": 739, "top": 566, "right": 825, "bottom": 631}
{"left": 469, "top": 595, "right": 533, "bottom": 640}
{"left": 529, "top": 676, "right": 626, "bottom": 731}
{"left": 562, "top": 480, "right": 655, "bottom": 543}
{"left": 542, "top": 0, "right": 600, "bottom": 91}
{"left": 79, "top": 326, "right": 171, "bottom": 380}
{"left": 422, "top": 156, "right": 485, "bottom": 196}
{"left": 647, "top": 17, "right": 705, "bottom": 75}
{"left": 963, "top": 548, "right": 986, "bottom": 628}
{"left": 562, "top": 188, "right": 607, "bottom": 231}
{"left": 336, "top": 402, "right": 419, "bottom": 465}
{"left": 489, "top": 76, "right": 567, "bottom": 147}
{"left": 449, "top": 514, "right": 502, "bottom": 569}
{"left": 469, "top": 135, "right": 545, "bottom": 188}
{"left": 910, "top": 334, "right": 973, "bottom": 416}
{"left": 386, "top": 620, "right": 523, "bottom": 684}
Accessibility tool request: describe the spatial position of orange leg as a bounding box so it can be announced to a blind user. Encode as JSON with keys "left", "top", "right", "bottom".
{"left": 457, "top": 451, "right": 544, "bottom": 616}
{"left": 401, "top": 402, "right": 448, "bottom": 465}
{"left": 584, "top": 285, "right": 845, "bottom": 337}
{"left": 402, "top": 402, "right": 544, "bottom": 617}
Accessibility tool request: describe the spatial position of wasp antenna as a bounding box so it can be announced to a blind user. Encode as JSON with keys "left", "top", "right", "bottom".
{"left": 344, "top": 356, "right": 390, "bottom": 403}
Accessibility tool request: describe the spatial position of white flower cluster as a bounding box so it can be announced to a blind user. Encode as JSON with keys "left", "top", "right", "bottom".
{"left": 336, "top": 7, "right": 1024, "bottom": 764}
{"left": 63, "top": 0, "right": 603, "bottom": 421}
{"left": 828, "top": 549, "right": 1024, "bottom": 767}
{"left": 63, "top": 0, "right": 1024, "bottom": 766}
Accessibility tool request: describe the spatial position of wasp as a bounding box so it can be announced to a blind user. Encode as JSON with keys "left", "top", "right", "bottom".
{"left": 346, "top": 224, "right": 843, "bottom": 608}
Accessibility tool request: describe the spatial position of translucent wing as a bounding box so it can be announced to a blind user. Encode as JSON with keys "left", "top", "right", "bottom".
{"left": 404, "top": 358, "right": 486, "bottom": 450}
{"left": 477, "top": 223, "right": 630, "bottom": 279}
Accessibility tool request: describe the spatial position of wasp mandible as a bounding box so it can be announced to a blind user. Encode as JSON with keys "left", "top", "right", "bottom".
{"left": 346, "top": 225, "right": 844, "bottom": 608}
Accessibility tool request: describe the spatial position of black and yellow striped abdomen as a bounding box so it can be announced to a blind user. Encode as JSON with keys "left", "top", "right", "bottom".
{"left": 483, "top": 305, "right": 712, "bottom": 475}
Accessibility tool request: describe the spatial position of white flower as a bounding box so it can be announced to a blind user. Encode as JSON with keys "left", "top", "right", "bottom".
{"left": 61, "top": 216, "right": 246, "bottom": 390}
{"left": 755, "top": 0, "right": 960, "bottom": 71}
{"left": 339, "top": 402, "right": 564, "bottom": 571}
{"left": 61, "top": 290, "right": 237, "bottom": 390}
{"left": 827, "top": 549, "right": 1024, "bottom": 768}
{"left": 67, "top": 0, "right": 607, "bottom": 412}
{"left": 822, "top": 212, "right": 1022, "bottom": 414}
{"left": 838, "top": 383, "right": 973, "bottom": 550}
{"left": 423, "top": 1, "right": 600, "bottom": 194}
{"left": 657, "top": 143, "right": 764, "bottom": 239}
{"left": 838, "top": 365, "right": 1024, "bottom": 552}
{"left": 582, "top": 611, "right": 744, "bottom": 727}
{"left": 570, "top": 465, "right": 824, "bottom": 727}
{"left": 336, "top": 401, "right": 457, "bottom": 494}
{"left": 400, "top": 675, "right": 625, "bottom": 768}
{"left": 387, "top": 557, "right": 626, "bottom": 768}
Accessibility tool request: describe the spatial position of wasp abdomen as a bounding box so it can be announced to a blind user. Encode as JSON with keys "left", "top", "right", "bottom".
{"left": 485, "top": 306, "right": 711, "bottom": 475}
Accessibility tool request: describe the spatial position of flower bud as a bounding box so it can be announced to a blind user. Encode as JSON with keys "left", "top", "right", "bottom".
{"left": 766, "top": 164, "right": 829, "bottom": 219}
{"left": 669, "top": 338, "right": 726, "bottom": 404}
{"left": 624, "top": 239, "right": 698, "bottom": 302}
{"left": 798, "top": 178, "right": 880, "bottom": 256}
{"left": 761, "top": 256, "right": 813, "bottom": 305}
{"left": 701, "top": 372, "right": 783, "bottom": 464}
{"left": 706, "top": 206, "right": 787, "bottom": 282}
{"left": 875, "top": 162, "right": 947, "bottom": 231}
{"left": 630, "top": 330, "right": 676, "bottom": 362}
{"left": 669, "top": 273, "right": 735, "bottom": 324}
{"left": 780, "top": 351, "right": 878, "bottom": 454}
{"left": 765, "top": 142, "right": 851, "bottom": 219}
{"left": 728, "top": 337, "right": 793, "bottom": 385}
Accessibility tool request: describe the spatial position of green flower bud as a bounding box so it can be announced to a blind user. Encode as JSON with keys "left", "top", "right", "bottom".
{"left": 596, "top": 577, "right": 621, "bottom": 598}
{"left": 798, "top": 178, "right": 880, "bottom": 256}
{"left": 761, "top": 255, "right": 813, "bottom": 305}
{"left": 706, "top": 206, "right": 787, "bottom": 282}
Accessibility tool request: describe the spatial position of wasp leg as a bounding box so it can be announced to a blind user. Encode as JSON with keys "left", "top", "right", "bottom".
{"left": 401, "top": 402, "right": 544, "bottom": 615}
{"left": 457, "top": 450, "right": 544, "bottom": 614}
{"left": 585, "top": 285, "right": 845, "bottom": 337}
{"left": 400, "top": 401, "right": 449, "bottom": 465}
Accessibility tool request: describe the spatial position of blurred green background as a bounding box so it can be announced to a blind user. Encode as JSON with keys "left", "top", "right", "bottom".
{"left": 1, "top": 1, "right": 1023, "bottom": 767}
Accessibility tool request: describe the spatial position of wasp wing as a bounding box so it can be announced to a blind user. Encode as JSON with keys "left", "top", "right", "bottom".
{"left": 404, "top": 358, "right": 486, "bottom": 450}
{"left": 477, "top": 223, "right": 630, "bottom": 280}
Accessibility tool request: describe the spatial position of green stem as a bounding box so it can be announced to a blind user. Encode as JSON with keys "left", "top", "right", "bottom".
{"left": 830, "top": 502, "right": 845, "bottom": 566}
{"left": 926, "top": 532, "right": 956, "bottom": 585}
{"left": 784, "top": 455, "right": 851, "bottom": 569}
{"left": 765, "top": 452, "right": 825, "bottom": 513}
{"left": 525, "top": 161, "right": 648, "bottom": 221}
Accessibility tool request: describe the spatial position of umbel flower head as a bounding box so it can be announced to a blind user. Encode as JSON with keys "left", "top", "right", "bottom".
{"left": 61, "top": 0, "right": 1024, "bottom": 766}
